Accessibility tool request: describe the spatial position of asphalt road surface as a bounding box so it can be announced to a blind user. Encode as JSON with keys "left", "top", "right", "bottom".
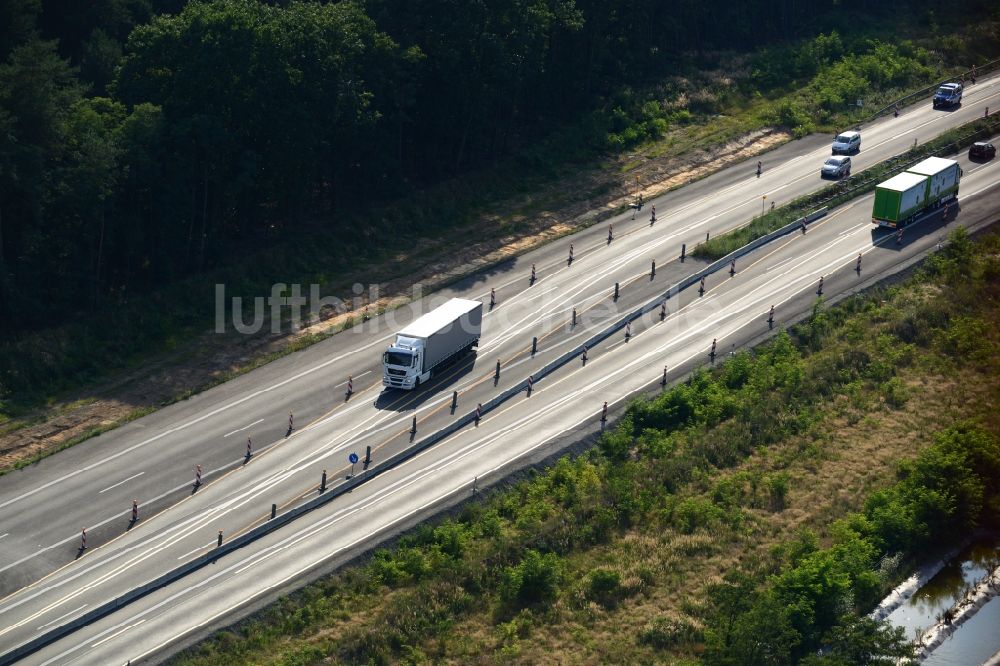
{"left": 0, "top": 79, "right": 998, "bottom": 664}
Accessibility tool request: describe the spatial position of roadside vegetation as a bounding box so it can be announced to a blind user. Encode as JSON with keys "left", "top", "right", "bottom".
{"left": 171, "top": 230, "right": 1000, "bottom": 665}
{"left": 1, "top": 0, "right": 998, "bottom": 448}
{"left": 693, "top": 113, "right": 1000, "bottom": 261}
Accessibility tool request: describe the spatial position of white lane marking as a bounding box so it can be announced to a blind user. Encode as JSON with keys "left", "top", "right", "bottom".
{"left": 0, "top": 533, "right": 8, "bottom": 540}
{"left": 766, "top": 256, "right": 796, "bottom": 271}
{"left": 333, "top": 370, "right": 371, "bottom": 388}
{"left": 177, "top": 543, "right": 214, "bottom": 561}
{"left": 97, "top": 473, "right": 145, "bottom": 495}
{"left": 222, "top": 419, "right": 263, "bottom": 438}
{"left": 89, "top": 618, "right": 145, "bottom": 649}
{"left": 36, "top": 604, "right": 87, "bottom": 632}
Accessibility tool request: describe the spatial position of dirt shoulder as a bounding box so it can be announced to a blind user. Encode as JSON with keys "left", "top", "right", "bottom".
{"left": 0, "top": 127, "right": 790, "bottom": 473}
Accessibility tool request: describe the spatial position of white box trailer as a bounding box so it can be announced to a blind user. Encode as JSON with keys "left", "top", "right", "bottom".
{"left": 382, "top": 298, "right": 482, "bottom": 390}
{"left": 906, "top": 156, "right": 961, "bottom": 201}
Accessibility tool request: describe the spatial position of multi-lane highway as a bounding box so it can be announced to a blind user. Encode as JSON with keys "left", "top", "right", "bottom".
{"left": 1, "top": 76, "right": 998, "bottom": 664}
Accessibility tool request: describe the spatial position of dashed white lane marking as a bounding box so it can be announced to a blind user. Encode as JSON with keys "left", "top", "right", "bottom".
{"left": 36, "top": 604, "right": 87, "bottom": 632}
{"left": 222, "top": 419, "right": 263, "bottom": 438}
{"left": 177, "top": 542, "right": 215, "bottom": 561}
{"left": 89, "top": 618, "right": 145, "bottom": 649}
{"left": 97, "top": 473, "right": 145, "bottom": 495}
{"left": 334, "top": 370, "right": 371, "bottom": 388}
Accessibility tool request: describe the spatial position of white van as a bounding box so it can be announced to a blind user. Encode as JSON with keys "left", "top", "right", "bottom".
{"left": 832, "top": 130, "right": 861, "bottom": 155}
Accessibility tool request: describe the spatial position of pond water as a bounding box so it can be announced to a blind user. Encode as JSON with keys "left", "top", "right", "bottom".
{"left": 884, "top": 538, "right": 1000, "bottom": 664}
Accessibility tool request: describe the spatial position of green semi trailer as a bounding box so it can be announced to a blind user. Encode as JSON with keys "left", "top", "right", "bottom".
{"left": 871, "top": 156, "right": 961, "bottom": 229}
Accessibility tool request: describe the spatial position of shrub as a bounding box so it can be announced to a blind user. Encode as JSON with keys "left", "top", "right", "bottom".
{"left": 500, "top": 550, "right": 564, "bottom": 606}
{"left": 586, "top": 568, "right": 622, "bottom": 608}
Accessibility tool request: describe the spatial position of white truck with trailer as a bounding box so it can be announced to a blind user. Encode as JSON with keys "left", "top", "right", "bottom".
{"left": 382, "top": 298, "right": 483, "bottom": 390}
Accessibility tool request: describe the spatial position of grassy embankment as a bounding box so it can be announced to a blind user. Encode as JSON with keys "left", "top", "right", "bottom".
{"left": 693, "top": 112, "right": 1000, "bottom": 261}
{"left": 2, "top": 17, "right": 996, "bottom": 464}
{"left": 171, "top": 229, "right": 999, "bottom": 665}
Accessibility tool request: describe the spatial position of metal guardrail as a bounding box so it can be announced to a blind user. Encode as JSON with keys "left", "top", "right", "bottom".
{"left": 858, "top": 57, "right": 1000, "bottom": 128}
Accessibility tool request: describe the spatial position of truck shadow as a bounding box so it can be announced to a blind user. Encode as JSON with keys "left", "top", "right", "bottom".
{"left": 870, "top": 203, "right": 957, "bottom": 251}
{"left": 374, "top": 350, "right": 480, "bottom": 412}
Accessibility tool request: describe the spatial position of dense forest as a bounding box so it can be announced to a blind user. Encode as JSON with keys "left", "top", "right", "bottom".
{"left": 0, "top": 0, "right": 988, "bottom": 332}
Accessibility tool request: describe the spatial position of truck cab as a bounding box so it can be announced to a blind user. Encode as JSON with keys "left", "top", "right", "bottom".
{"left": 383, "top": 337, "right": 427, "bottom": 390}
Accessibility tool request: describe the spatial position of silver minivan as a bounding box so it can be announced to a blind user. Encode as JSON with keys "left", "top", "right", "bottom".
{"left": 832, "top": 130, "right": 861, "bottom": 154}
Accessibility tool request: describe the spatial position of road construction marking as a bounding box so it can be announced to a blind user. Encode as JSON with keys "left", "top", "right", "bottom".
{"left": 98, "top": 472, "right": 145, "bottom": 494}
{"left": 223, "top": 419, "right": 263, "bottom": 438}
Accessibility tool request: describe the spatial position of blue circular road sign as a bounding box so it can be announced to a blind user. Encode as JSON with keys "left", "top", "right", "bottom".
{"left": 349, "top": 452, "right": 359, "bottom": 464}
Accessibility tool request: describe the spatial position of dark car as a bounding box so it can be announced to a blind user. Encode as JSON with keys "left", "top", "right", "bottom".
{"left": 969, "top": 141, "right": 996, "bottom": 161}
